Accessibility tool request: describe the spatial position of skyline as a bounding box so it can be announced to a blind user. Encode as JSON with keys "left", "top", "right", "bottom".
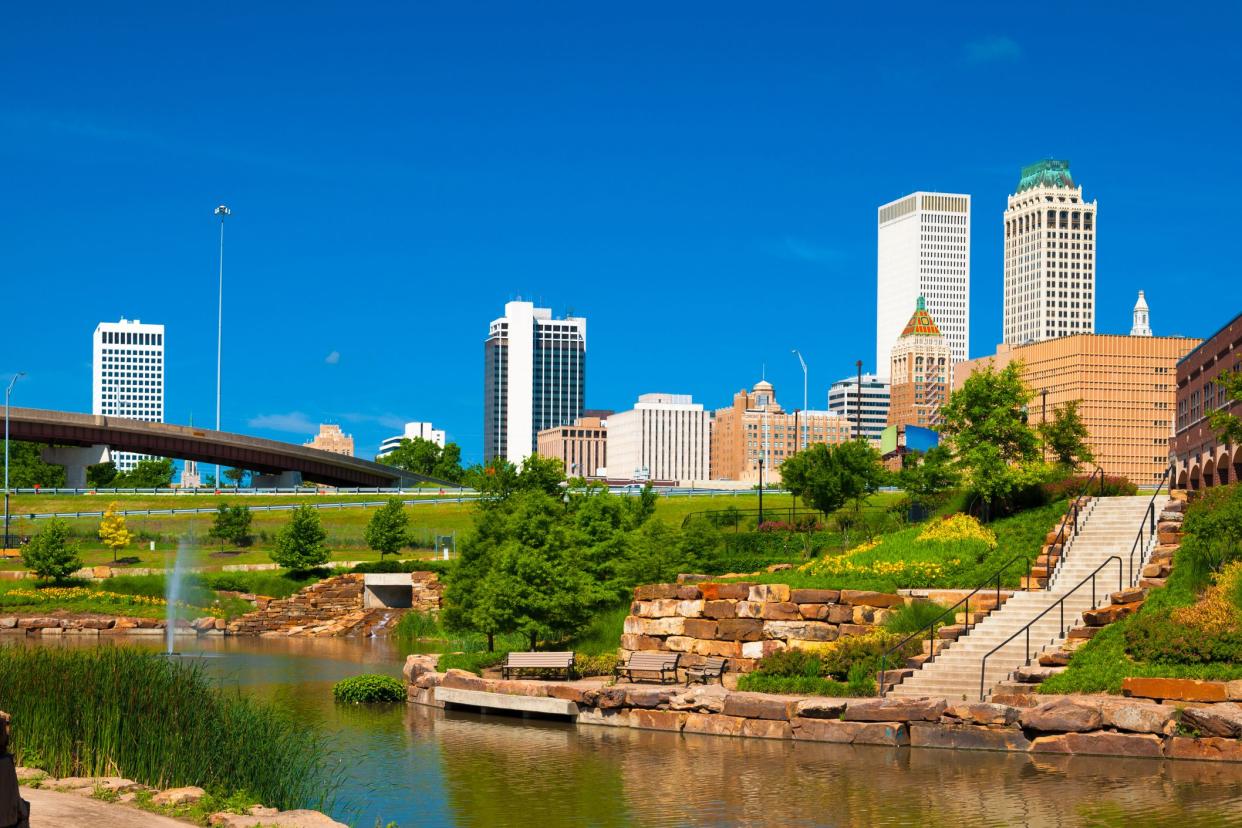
{"left": 3, "top": 3, "right": 1239, "bottom": 463}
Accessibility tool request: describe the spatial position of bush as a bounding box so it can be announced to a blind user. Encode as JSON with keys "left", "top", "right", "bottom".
{"left": 916, "top": 514, "right": 998, "bottom": 548}
{"left": 1178, "top": 484, "right": 1242, "bottom": 577}
{"left": 331, "top": 674, "right": 406, "bottom": 703}
{"left": 348, "top": 559, "right": 454, "bottom": 576}
{"left": 1125, "top": 608, "right": 1242, "bottom": 665}
{"left": 21, "top": 518, "right": 83, "bottom": 581}
{"left": 574, "top": 653, "right": 618, "bottom": 677}
{"left": 1042, "top": 474, "right": 1137, "bottom": 501}
{"left": 752, "top": 648, "right": 823, "bottom": 678}
{"left": 393, "top": 611, "right": 441, "bottom": 640}
{"left": 736, "top": 674, "right": 858, "bottom": 696}
{"left": 883, "top": 600, "right": 949, "bottom": 635}
{"left": 818, "top": 631, "right": 916, "bottom": 681}
{"left": 270, "top": 506, "right": 330, "bottom": 571}
{"left": 437, "top": 650, "right": 508, "bottom": 675}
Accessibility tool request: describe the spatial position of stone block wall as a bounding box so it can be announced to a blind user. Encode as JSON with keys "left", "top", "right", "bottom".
{"left": 226, "top": 571, "right": 441, "bottom": 637}
{"left": 621, "top": 582, "right": 907, "bottom": 674}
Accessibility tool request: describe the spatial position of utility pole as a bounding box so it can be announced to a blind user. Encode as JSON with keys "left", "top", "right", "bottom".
{"left": 1041, "top": 388, "right": 1048, "bottom": 462}
{"left": 214, "top": 204, "right": 231, "bottom": 489}
{"left": 4, "top": 373, "right": 26, "bottom": 549}
{"left": 855, "top": 360, "right": 863, "bottom": 440}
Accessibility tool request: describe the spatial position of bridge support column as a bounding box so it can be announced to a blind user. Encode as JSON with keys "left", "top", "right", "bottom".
{"left": 41, "top": 445, "right": 111, "bottom": 489}
{"left": 252, "top": 471, "right": 303, "bottom": 488}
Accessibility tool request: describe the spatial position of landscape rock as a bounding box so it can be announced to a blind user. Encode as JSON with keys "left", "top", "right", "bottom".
{"left": 794, "top": 718, "right": 909, "bottom": 746}
{"left": 1180, "top": 705, "right": 1242, "bottom": 739}
{"left": 702, "top": 600, "right": 737, "bottom": 619}
{"left": 741, "top": 639, "right": 785, "bottom": 659}
{"left": 625, "top": 687, "right": 675, "bottom": 709}
{"left": 741, "top": 718, "right": 793, "bottom": 740}
{"left": 668, "top": 685, "right": 728, "bottom": 713}
{"left": 793, "top": 699, "right": 847, "bottom": 719}
{"left": 1028, "top": 731, "right": 1164, "bottom": 758}
{"left": 839, "top": 590, "right": 904, "bottom": 609}
{"left": 209, "top": 809, "right": 348, "bottom": 827}
{"left": 790, "top": 589, "right": 840, "bottom": 604}
{"left": 1122, "top": 677, "right": 1229, "bottom": 703}
{"left": 682, "top": 712, "right": 746, "bottom": 737}
{"left": 1110, "top": 587, "right": 1147, "bottom": 604}
{"left": 760, "top": 602, "right": 802, "bottom": 621}
{"left": 153, "top": 786, "right": 207, "bottom": 806}
{"left": 910, "top": 722, "right": 1031, "bottom": 752}
{"left": 1166, "top": 736, "right": 1242, "bottom": 762}
{"left": 1082, "top": 602, "right": 1139, "bottom": 626}
{"left": 1019, "top": 698, "right": 1102, "bottom": 733}
{"left": 762, "top": 620, "right": 837, "bottom": 642}
{"left": 844, "top": 698, "right": 946, "bottom": 723}
{"left": 402, "top": 654, "right": 439, "bottom": 684}
{"left": 748, "top": 584, "right": 790, "bottom": 603}
{"left": 1099, "top": 700, "right": 1178, "bottom": 735}
{"left": 629, "top": 709, "right": 686, "bottom": 732}
{"left": 943, "top": 702, "right": 1020, "bottom": 727}
{"left": 722, "top": 692, "right": 797, "bottom": 721}
{"left": 715, "top": 618, "right": 765, "bottom": 641}
{"left": 633, "top": 583, "right": 680, "bottom": 601}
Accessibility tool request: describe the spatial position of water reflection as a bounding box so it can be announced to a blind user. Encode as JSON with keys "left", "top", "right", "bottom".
{"left": 11, "top": 637, "right": 1242, "bottom": 827}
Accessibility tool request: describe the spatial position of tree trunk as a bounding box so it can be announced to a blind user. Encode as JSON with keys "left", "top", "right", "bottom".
{"left": 487, "top": 632, "right": 494, "bottom": 652}
{"left": 530, "top": 631, "right": 537, "bottom": 651}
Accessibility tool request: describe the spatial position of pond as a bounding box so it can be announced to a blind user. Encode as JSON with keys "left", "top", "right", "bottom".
{"left": 20, "top": 636, "right": 1242, "bottom": 826}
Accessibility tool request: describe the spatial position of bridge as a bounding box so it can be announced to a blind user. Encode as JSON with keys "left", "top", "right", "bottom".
{"left": 5, "top": 407, "right": 432, "bottom": 488}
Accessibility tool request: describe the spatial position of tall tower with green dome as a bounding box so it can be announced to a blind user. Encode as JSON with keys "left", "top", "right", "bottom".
{"left": 1003, "top": 159, "right": 1097, "bottom": 345}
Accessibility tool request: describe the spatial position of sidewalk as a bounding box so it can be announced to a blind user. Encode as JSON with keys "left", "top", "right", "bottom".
{"left": 23, "top": 787, "right": 194, "bottom": 827}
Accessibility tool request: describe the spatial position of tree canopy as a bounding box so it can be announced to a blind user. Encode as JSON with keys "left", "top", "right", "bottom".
{"left": 208, "top": 503, "right": 252, "bottom": 549}
{"left": 22, "top": 518, "right": 82, "bottom": 580}
{"left": 270, "top": 505, "right": 330, "bottom": 571}
{"left": 4, "top": 442, "right": 65, "bottom": 488}
{"left": 779, "top": 440, "right": 887, "bottom": 517}
{"left": 364, "top": 498, "right": 410, "bottom": 558}
{"left": 377, "top": 437, "right": 465, "bottom": 484}
{"left": 1208, "top": 364, "right": 1242, "bottom": 446}
{"left": 97, "top": 502, "right": 135, "bottom": 562}
{"left": 1039, "top": 399, "right": 1095, "bottom": 469}
{"left": 897, "top": 445, "right": 960, "bottom": 509}
{"left": 113, "top": 457, "right": 176, "bottom": 488}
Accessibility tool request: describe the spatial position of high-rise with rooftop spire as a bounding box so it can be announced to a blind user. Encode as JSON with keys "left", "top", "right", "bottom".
{"left": 1003, "top": 159, "right": 1097, "bottom": 345}
{"left": 1131, "top": 290, "right": 1152, "bottom": 336}
{"left": 887, "top": 296, "right": 951, "bottom": 428}
{"left": 876, "top": 192, "right": 971, "bottom": 371}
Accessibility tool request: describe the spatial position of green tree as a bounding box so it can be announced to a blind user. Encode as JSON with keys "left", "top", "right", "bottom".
{"left": 222, "top": 467, "right": 247, "bottom": 487}
{"left": 22, "top": 518, "right": 82, "bottom": 581}
{"left": 938, "top": 361, "right": 1041, "bottom": 516}
{"left": 208, "top": 503, "right": 252, "bottom": 550}
{"left": 4, "top": 442, "right": 65, "bottom": 488}
{"left": 364, "top": 498, "right": 410, "bottom": 559}
{"left": 86, "top": 461, "right": 117, "bottom": 488}
{"left": 377, "top": 437, "right": 465, "bottom": 484}
{"left": 270, "top": 505, "right": 330, "bottom": 571}
{"left": 97, "top": 502, "right": 135, "bottom": 562}
{"left": 897, "top": 445, "right": 960, "bottom": 511}
{"left": 780, "top": 440, "right": 888, "bottom": 519}
{"left": 1039, "top": 399, "right": 1095, "bottom": 469}
{"left": 113, "top": 457, "right": 175, "bottom": 488}
{"left": 1207, "top": 364, "right": 1242, "bottom": 446}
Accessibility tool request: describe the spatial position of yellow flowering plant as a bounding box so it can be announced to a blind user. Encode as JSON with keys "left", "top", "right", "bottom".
{"left": 917, "top": 514, "right": 998, "bottom": 549}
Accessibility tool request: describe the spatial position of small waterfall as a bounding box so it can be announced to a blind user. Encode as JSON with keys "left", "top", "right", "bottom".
{"left": 165, "top": 536, "right": 191, "bottom": 654}
{"left": 368, "top": 610, "right": 395, "bottom": 638}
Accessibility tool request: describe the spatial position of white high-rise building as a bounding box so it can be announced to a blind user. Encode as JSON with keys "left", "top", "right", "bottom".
{"left": 92, "top": 318, "right": 165, "bottom": 471}
{"left": 484, "top": 301, "right": 586, "bottom": 465}
{"left": 378, "top": 422, "right": 448, "bottom": 457}
{"left": 1131, "top": 290, "right": 1152, "bottom": 337}
{"left": 1003, "top": 159, "right": 1097, "bottom": 344}
{"left": 877, "top": 192, "right": 971, "bottom": 369}
{"left": 827, "top": 373, "right": 890, "bottom": 443}
{"left": 606, "top": 393, "right": 711, "bottom": 484}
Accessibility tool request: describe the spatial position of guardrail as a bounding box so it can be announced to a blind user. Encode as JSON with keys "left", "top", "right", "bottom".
{"left": 978, "top": 555, "right": 1123, "bottom": 701}
{"left": 1128, "top": 464, "right": 1171, "bottom": 586}
{"left": 5, "top": 495, "right": 478, "bottom": 522}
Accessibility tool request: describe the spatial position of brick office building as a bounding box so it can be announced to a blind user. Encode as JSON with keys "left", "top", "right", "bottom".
{"left": 1172, "top": 311, "right": 1242, "bottom": 490}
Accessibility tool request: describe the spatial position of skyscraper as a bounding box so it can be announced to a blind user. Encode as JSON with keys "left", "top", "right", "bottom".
{"left": 1003, "top": 159, "right": 1097, "bottom": 345}
{"left": 484, "top": 301, "right": 586, "bottom": 465}
{"left": 887, "top": 296, "right": 951, "bottom": 429}
{"left": 877, "top": 192, "right": 971, "bottom": 370}
{"left": 827, "top": 374, "right": 890, "bottom": 442}
{"left": 92, "top": 318, "right": 165, "bottom": 471}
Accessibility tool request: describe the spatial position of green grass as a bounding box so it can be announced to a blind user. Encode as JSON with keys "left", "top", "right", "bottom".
{"left": 742, "top": 501, "right": 1066, "bottom": 592}
{"left": 567, "top": 604, "right": 630, "bottom": 656}
{"left": 0, "top": 645, "right": 334, "bottom": 811}
{"left": 1040, "top": 561, "right": 1242, "bottom": 694}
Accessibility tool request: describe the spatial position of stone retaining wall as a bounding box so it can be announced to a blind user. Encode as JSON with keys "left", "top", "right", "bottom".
{"left": 226, "top": 571, "right": 440, "bottom": 637}
{"left": 403, "top": 657, "right": 1242, "bottom": 763}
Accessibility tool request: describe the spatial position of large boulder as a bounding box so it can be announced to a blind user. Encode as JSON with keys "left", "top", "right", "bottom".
{"left": 943, "top": 702, "right": 1020, "bottom": 727}
{"left": 402, "top": 654, "right": 439, "bottom": 684}
{"left": 1180, "top": 704, "right": 1242, "bottom": 739}
{"left": 154, "top": 786, "right": 207, "bottom": 806}
{"left": 843, "top": 698, "right": 946, "bottom": 723}
{"left": 1018, "top": 698, "right": 1102, "bottom": 733}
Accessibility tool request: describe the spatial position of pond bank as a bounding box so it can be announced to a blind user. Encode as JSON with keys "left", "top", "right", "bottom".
{"left": 405, "top": 656, "right": 1242, "bottom": 763}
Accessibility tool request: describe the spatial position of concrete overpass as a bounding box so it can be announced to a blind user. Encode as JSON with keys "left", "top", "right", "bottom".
{"left": 6, "top": 407, "right": 432, "bottom": 488}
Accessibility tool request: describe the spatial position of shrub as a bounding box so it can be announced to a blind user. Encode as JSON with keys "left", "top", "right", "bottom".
{"left": 883, "top": 600, "right": 949, "bottom": 635}
{"left": 818, "top": 631, "right": 916, "bottom": 681}
{"left": 752, "top": 648, "right": 823, "bottom": 678}
{"left": 574, "top": 653, "right": 618, "bottom": 677}
{"left": 1178, "top": 483, "right": 1242, "bottom": 577}
{"left": 1042, "top": 474, "right": 1137, "bottom": 501}
{"left": 1124, "top": 607, "right": 1242, "bottom": 664}
{"left": 349, "top": 559, "right": 454, "bottom": 576}
{"left": 332, "top": 674, "right": 405, "bottom": 704}
{"left": 736, "top": 674, "right": 858, "bottom": 696}
{"left": 21, "top": 518, "right": 83, "bottom": 581}
{"left": 270, "top": 506, "right": 330, "bottom": 571}
{"left": 917, "top": 514, "right": 998, "bottom": 548}
{"left": 393, "top": 611, "right": 441, "bottom": 640}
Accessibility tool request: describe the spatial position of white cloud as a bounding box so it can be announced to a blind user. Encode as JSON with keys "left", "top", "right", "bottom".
{"left": 964, "top": 35, "right": 1022, "bottom": 64}
{"left": 339, "top": 412, "right": 408, "bottom": 431}
{"left": 324, "top": 350, "right": 340, "bottom": 365}
{"left": 247, "top": 412, "right": 317, "bottom": 434}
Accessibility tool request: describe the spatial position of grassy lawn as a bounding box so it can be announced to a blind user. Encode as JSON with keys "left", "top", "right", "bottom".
{"left": 742, "top": 501, "right": 1067, "bottom": 593}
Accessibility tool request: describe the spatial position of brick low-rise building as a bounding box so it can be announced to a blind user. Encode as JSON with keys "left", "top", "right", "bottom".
{"left": 1172, "top": 311, "right": 1242, "bottom": 490}
{"left": 536, "top": 416, "right": 607, "bottom": 478}
{"left": 955, "top": 332, "right": 1200, "bottom": 486}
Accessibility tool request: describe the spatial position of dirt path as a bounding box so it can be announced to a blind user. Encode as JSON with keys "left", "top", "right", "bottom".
{"left": 22, "top": 787, "right": 194, "bottom": 827}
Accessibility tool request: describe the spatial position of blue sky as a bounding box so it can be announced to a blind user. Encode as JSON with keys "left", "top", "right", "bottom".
{"left": 2, "top": 2, "right": 1239, "bottom": 463}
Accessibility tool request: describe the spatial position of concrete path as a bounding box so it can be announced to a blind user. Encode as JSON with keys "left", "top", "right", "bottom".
{"left": 22, "top": 787, "right": 194, "bottom": 827}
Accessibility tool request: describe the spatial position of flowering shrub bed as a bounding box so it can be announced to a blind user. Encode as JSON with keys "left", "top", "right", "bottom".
{"left": 917, "top": 514, "right": 997, "bottom": 548}
{"left": 0, "top": 587, "right": 217, "bottom": 616}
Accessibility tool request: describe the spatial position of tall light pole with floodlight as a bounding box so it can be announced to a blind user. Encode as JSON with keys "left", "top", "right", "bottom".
{"left": 214, "top": 205, "right": 231, "bottom": 488}
{"left": 792, "top": 349, "right": 808, "bottom": 452}
{"left": 4, "top": 372, "right": 26, "bottom": 548}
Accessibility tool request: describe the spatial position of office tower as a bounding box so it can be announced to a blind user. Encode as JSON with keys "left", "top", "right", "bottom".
{"left": 1003, "top": 159, "right": 1097, "bottom": 344}
{"left": 1131, "top": 291, "right": 1152, "bottom": 337}
{"left": 484, "top": 300, "right": 586, "bottom": 464}
{"left": 827, "top": 374, "right": 891, "bottom": 442}
{"left": 304, "top": 424, "right": 354, "bottom": 456}
{"left": 887, "top": 296, "right": 951, "bottom": 429}
{"left": 607, "top": 394, "right": 711, "bottom": 484}
{"left": 378, "top": 422, "right": 447, "bottom": 457}
{"left": 877, "top": 192, "right": 971, "bottom": 369}
{"left": 711, "top": 380, "right": 853, "bottom": 483}
{"left": 92, "top": 318, "right": 165, "bottom": 471}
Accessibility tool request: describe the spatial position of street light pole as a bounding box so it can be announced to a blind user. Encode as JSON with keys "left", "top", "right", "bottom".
{"left": 4, "top": 373, "right": 26, "bottom": 549}
{"left": 792, "top": 349, "right": 808, "bottom": 451}
{"left": 855, "top": 360, "right": 863, "bottom": 440}
{"left": 214, "top": 205, "right": 231, "bottom": 489}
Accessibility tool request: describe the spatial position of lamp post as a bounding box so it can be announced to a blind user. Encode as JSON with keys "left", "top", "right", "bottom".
{"left": 792, "top": 349, "right": 807, "bottom": 451}
{"left": 213, "top": 204, "right": 231, "bottom": 489}
{"left": 1041, "top": 389, "right": 1048, "bottom": 462}
{"left": 855, "top": 360, "right": 863, "bottom": 440}
{"left": 4, "top": 372, "right": 26, "bottom": 549}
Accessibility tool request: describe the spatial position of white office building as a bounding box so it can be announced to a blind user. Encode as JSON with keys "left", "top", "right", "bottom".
{"left": 378, "top": 422, "right": 448, "bottom": 457}
{"left": 827, "top": 373, "right": 890, "bottom": 443}
{"left": 1003, "top": 159, "right": 1097, "bottom": 344}
{"left": 484, "top": 301, "right": 586, "bottom": 465}
{"left": 877, "top": 192, "right": 971, "bottom": 369}
{"left": 92, "top": 318, "right": 165, "bottom": 471}
{"left": 607, "top": 393, "right": 711, "bottom": 484}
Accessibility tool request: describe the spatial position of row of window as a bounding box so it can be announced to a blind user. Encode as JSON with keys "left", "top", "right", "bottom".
{"left": 100, "top": 330, "right": 163, "bottom": 346}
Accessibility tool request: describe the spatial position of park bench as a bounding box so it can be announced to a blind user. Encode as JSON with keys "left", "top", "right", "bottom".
{"left": 500, "top": 651, "right": 576, "bottom": 680}
{"left": 614, "top": 651, "right": 681, "bottom": 684}
{"left": 684, "top": 656, "right": 728, "bottom": 686}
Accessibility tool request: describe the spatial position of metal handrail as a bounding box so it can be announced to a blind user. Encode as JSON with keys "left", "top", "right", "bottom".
{"left": 1128, "top": 464, "right": 1171, "bottom": 586}
{"left": 1043, "top": 467, "right": 1105, "bottom": 590}
{"left": 679, "top": 506, "right": 827, "bottom": 530}
{"left": 978, "top": 555, "right": 1123, "bottom": 701}
{"left": 878, "top": 552, "right": 1031, "bottom": 696}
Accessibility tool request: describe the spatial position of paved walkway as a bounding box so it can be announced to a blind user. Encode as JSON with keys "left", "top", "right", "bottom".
{"left": 22, "top": 787, "right": 193, "bottom": 827}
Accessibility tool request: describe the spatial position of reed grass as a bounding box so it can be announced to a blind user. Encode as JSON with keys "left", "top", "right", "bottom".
{"left": 0, "top": 645, "right": 334, "bottom": 811}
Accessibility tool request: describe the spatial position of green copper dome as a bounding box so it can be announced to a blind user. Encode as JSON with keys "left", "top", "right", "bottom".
{"left": 1016, "top": 159, "right": 1074, "bottom": 192}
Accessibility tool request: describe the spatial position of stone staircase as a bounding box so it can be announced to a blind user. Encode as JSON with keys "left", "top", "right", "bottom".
{"left": 888, "top": 495, "right": 1167, "bottom": 701}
